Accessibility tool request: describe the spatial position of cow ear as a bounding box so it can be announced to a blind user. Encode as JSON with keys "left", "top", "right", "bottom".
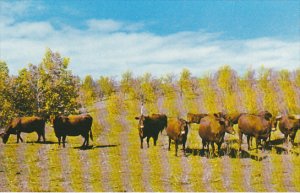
{"left": 214, "top": 113, "right": 219, "bottom": 118}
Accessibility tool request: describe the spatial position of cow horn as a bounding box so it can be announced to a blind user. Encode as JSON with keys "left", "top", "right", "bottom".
{"left": 276, "top": 115, "right": 282, "bottom": 120}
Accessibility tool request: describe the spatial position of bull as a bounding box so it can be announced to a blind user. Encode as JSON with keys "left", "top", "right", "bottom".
{"left": 238, "top": 111, "right": 275, "bottom": 152}
{"left": 198, "top": 113, "right": 235, "bottom": 156}
{"left": 52, "top": 114, "right": 93, "bottom": 148}
{"left": 275, "top": 114, "right": 300, "bottom": 146}
{"left": 166, "top": 118, "right": 189, "bottom": 156}
{"left": 134, "top": 113, "right": 167, "bottom": 149}
{"left": 0, "top": 117, "right": 45, "bottom": 144}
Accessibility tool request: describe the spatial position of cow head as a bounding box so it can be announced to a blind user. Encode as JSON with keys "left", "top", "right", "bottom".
{"left": 135, "top": 114, "right": 146, "bottom": 137}
{"left": 214, "top": 113, "right": 235, "bottom": 135}
{"left": 0, "top": 127, "right": 10, "bottom": 144}
{"left": 178, "top": 119, "right": 189, "bottom": 140}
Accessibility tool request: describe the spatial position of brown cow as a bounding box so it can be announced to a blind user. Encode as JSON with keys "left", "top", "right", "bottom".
{"left": 52, "top": 114, "right": 93, "bottom": 148}
{"left": 198, "top": 113, "right": 235, "bottom": 155}
{"left": 0, "top": 117, "right": 45, "bottom": 144}
{"left": 187, "top": 113, "right": 208, "bottom": 124}
{"left": 135, "top": 114, "right": 167, "bottom": 149}
{"left": 238, "top": 111, "right": 275, "bottom": 152}
{"left": 275, "top": 114, "right": 300, "bottom": 146}
{"left": 166, "top": 118, "right": 189, "bottom": 156}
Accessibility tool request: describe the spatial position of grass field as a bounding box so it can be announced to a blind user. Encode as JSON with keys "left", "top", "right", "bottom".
{"left": 0, "top": 96, "right": 299, "bottom": 192}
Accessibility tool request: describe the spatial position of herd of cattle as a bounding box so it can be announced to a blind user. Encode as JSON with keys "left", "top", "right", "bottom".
{"left": 135, "top": 111, "right": 300, "bottom": 156}
{"left": 0, "top": 111, "right": 299, "bottom": 157}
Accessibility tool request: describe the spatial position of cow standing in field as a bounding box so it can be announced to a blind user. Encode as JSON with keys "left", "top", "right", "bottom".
{"left": 52, "top": 114, "right": 93, "bottom": 148}
{"left": 198, "top": 113, "right": 235, "bottom": 156}
{"left": 238, "top": 111, "right": 275, "bottom": 152}
{"left": 135, "top": 114, "right": 167, "bottom": 149}
{"left": 0, "top": 117, "right": 45, "bottom": 144}
{"left": 275, "top": 114, "right": 300, "bottom": 146}
{"left": 187, "top": 113, "right": 208, "bottom": 124}
{"left": 166, "top": 118, "right": 189, "bottom": 156}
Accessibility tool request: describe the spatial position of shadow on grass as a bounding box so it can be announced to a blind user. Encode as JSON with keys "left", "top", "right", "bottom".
{"left": 73, "top": 144, "right": 119, "bottom": 150}
{"left": 185, "top": 147, "right": 268, "bottom": 161}
{"left": 25, "top": 140, "right": 58, "bottom": 144}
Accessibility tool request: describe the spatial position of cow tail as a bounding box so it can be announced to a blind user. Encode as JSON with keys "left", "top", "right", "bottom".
{"left": 90, "top": 129, "right": 93, "bottom": 141}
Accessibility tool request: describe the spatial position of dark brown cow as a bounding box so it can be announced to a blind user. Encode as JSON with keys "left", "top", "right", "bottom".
{"left": 275, "top": 114, "right": 300, "bottom": 146}
{"left": 0, "top": 117, "right": 45, "bottom": 144}
{"left": 52, "top": 114, "right": 93, "bottom": 148}
{"left": 187, "top": 113, "right": 208, "bottom": 124}
{"left": 238, "top": 111, "right": 275, "bottom": 152}
{"left": 134, "top": 114, "right": 167, "bottom": 149}
{"left": 166, "top": 118, "right": 189, "bottom": 156}
{"left": 198, "top": 113, "right": 235, "bottom": 155}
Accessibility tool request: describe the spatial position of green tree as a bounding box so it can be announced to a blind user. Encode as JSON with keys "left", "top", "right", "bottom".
{"left": 38, "top": 48, "right": 80, "bottom": 116}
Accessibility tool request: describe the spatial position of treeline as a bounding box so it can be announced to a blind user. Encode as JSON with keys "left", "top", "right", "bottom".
{"left": 1, "top": 48, "right": 300, "bottom": 127}
{"left": 82, "top": 65, "right": 300, "bottom": 117}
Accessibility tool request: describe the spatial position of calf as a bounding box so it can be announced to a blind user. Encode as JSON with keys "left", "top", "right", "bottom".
{"left": 166, "top": 118, "right": 189, "bottom": 156}
{"left": 0, "top": 117, "right": 45, "bottom": 144}
{"left": 52, "top": 114, "right": 93, "bottom": 148}
{"left": 135, "top": 114, "right": 167, "bottom": 149}
{"left": 198, "top": 113, "right": 235, "bottom": 156}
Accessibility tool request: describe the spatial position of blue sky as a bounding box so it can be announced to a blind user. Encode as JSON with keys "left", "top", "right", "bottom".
{"left": 1, "top": 0, "right": 299, "bottom": 78}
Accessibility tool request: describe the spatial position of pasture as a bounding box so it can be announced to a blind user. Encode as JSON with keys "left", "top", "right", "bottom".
{"left": 0, "top": 98, "right": 299, "bottom": 192}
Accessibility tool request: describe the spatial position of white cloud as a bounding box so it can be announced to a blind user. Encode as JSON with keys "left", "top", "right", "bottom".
{"left": 0, "top": 2, "right": 299, "bottom": 78}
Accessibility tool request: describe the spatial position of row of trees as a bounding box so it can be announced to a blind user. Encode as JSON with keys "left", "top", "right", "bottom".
{"left": 82, "top": 66, "right": 300, "bottom": 115}
{"left": 1, "top": 48, "right": 299, "bottom": 127}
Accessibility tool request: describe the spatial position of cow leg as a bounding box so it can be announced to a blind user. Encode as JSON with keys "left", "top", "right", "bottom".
{"left": 17, "top": 131, "right": 23, "bottom": 143}
{"left": 146, "top": 137, "right": 150, "bottom": 148}
{"left": 211, "top": 142, "right": 215, "bottom": 157}
{"left": 238, "top": 129, "right": 243, "bottom": 151}
{"left": 168, "top": 137, "right": 171, "bottom": 151}
{"left": 58, "top": 137, "right": 61, "bottom": 146}
{"left": 247, "top": 136, "right": 251, "bottom": 150}
{"left": 37, "top": 132, "right": 41, "bottom": 142}
{"left": 62, "top": 135, "right": 66, "bottom": 148}
{"left": 153, "top": 135, "right": 158, "bottom": 146}
{"left": 217, "top": 143, "right": 222, "bottom": 156}
{"left": 255, "top": 138, "right": 259, "bottom": 153}
{"left": 175, "top": 140, "right": 178, "bottom": 156}
{"left": 140, "top": 137, "right": 143, "bottom": 149}
{"left": 42, "top": 130, "right": 46, "bottom": 143}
